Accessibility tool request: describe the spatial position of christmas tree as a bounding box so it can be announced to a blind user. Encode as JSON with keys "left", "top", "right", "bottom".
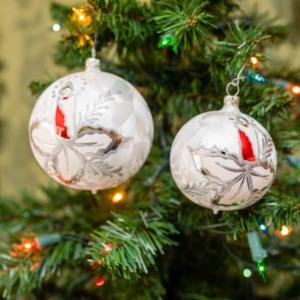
{"left": 1, "top": 0, "right": 300, "bottom": 299}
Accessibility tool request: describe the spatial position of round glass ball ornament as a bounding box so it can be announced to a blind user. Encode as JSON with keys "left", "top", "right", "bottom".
{"left": 29, "top": 58, "right": 154, "bottom": 192}
{"left": 170, "top": 96, "right": 277, "bottom": 213}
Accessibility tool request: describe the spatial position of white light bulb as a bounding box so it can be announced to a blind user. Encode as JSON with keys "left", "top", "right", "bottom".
{"left": 52, "top": 24, "right": 61, "bottom": 32}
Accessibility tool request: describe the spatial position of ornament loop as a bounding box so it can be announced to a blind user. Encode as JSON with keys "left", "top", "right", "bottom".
{"left": 226, "top": 83, "right": 240, "bottom": 96}
{"left": 226, "top": 37, "right": 259, "bottom": 97}
{"left": 226, "top": 60, "right": 247, "bottom": 96}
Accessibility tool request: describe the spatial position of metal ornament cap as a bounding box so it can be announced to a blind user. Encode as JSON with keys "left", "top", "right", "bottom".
{"left": 170, "top": 96, "right": 277, "bottom": 213}
{"left": 223, "top": 95, "right": 240, "bottom": 107}
{"left": 29, "top": 58, "right": 154, "bottom": 191}
{"left": 85, "top": 58, "right": 101, "bottom": 71}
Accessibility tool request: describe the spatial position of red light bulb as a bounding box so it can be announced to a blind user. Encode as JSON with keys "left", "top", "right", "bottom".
{"left": 95, "top": 277, "right": 105, "bottom": 286}
{"left": 104, "top": 243, "right": 114, "bottom": 252}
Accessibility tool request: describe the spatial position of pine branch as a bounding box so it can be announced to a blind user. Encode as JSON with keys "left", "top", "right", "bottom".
{"left": 155, "top": 0, "right": 215, "bottom": 51}
{"left": 0, "top": 239, "right": 87, "bottom": 298}
{"left": 88, "top": 209, "right": 179, "bottom": 280}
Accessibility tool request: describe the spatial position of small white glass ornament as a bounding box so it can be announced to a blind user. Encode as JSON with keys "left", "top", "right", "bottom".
{"left": 29, "top": 58, "right": 154, "bottom": 192}
{"left": 170, "top": 95, "right": 277, "bottom": 213}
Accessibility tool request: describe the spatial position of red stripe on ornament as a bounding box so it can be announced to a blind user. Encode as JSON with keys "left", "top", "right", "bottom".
{"left": 55, "top": 105, "right": 70, "bottom": 139}
{"left": 238, "top": 130, "right": 255, "bottom": 162}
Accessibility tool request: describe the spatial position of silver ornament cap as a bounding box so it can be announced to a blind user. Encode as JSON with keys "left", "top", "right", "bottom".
{"left": 223, "top": 95, "right": 240, "bottom": 106}
{"left": 85, "top": 57, "right": 101, "bottom": 71}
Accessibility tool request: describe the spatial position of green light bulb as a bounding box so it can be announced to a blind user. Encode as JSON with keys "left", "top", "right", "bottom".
{"left": 158, "top": 33, "right": 175, "bottom": 49}
{"left": 257, "top": 260, "right": 266, "bottom": 282}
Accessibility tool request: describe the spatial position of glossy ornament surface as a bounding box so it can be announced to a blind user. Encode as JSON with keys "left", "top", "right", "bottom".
{"left": 29, "top": 58, "right": 153, "bottom": 191}
{"left": 170, "top": 96, "right": 276, "bottom": 213}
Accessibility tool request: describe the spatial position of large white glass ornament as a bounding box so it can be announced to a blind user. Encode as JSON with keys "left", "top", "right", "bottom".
{"left": 170, "top": 96, "right": 277, "bottom": 213}
{"left": 29, "top": 58, "right": 154, "bottom": 192}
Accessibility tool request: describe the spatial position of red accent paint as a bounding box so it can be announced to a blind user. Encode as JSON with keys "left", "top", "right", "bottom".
{"left": 55, "top": 105, "right": 70, "bottom": 139}
{"left": 239, "top": 130, "right": 255, "bottom": 162}
{"left": 63, "top": 97, "right": 68, "bottom": 99}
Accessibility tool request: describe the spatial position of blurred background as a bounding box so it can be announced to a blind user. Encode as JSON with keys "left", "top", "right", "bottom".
{"left": 1, "top": 0, "right": 300, "bottom": 197}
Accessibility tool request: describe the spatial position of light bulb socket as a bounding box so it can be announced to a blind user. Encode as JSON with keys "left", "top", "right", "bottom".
{"left": 247, "top": 231, "right": 268, "bottom": 261}
{"left": 35, "top": 233, "right": 62, "bottom": 249}
{"left": 287, "top": 154, "right": 300, "bottom": 169}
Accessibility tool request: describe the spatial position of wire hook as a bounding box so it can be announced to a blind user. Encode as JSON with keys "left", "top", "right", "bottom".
{"left": 226, "top": 39, "right": 259, "bottom": 96}
{"left": 226, "top": 52, "right": 247, "bottom": 96}
{"left": 91, "top": 29, "right": 98, "bottom": 58}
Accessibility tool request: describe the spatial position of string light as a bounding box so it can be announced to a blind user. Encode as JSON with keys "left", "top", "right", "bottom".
{"left": 104, "top": 243, "right": 114, "bottom": 252}
{"left": 292, "top": 85, "right": 300, "bottom": 95}
{"left": 247, "top": 231, "right": 267, "bottom": 282}
{"left": 260, "top": 224, "right": 266, "bottom": 230}
{"left": 24, "top": 243, "right": 33, "bottom": 249}
{"left": 257, "top": 220, "right": 269, "bottom": 236}
{"left": 287, "top": 154, "right": 300, "bottom": 170}
{"left": 72, "top": 6, "right": 91, "bottom": 25}
{"left": 257, "top": 260, "right": 266, "bottom": 282}
{"left": 52, "top": 24, "right": 61, "bottom": 32}
{"left": 95, "top": 277, "right": 105, "bottom": 286}
{"left": 23, "top": 211, "right": 30, "bottom": 218}
{"left": 280, "top": 225, "right": 291, "bottom": 236}
{"left": 30, "top": 261, "right": 40, "bottom": 272}
{"left": 158, "top": 33, "right": 175, "bottom": 49}
{"left": 250, "top": 56, "right": 259, "bottom": 68}
{"left": 10, "top": 251, "right": 18, "bottom": 257}
{"left": 243, "top": 269, "right": 252, "bottom": 277}
{"left": 111, "top": 189, "right": 126, "bottom": 203}
{"left": 112, "top": 192, "right": 123, "bottom": 203}
{"left": 92, "top": 261, "right": 102, "bottom": 269}
{"left": 247, "top": 72, "right": 266, "bottom": 83}
{"left": 14, "top": 240, "right": 37, "bottom": 252}
{"left": 14, "top": 234, "right": 62, "bottom": 252}
{"left": 271, "top": 80, "right": 300, "bottom": 95}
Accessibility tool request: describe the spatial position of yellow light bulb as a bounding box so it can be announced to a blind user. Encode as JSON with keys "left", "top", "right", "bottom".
{"left": 24, "top": 243, "right": 32, "bottom": 249}
{"left": 281, "top": 225, "right": 290, "bottom": 236}
{"left": 250, "top": 57, "right": 258, "bottom": 64}
{"left": 250, "top": 56, "right": 259, "bottom": 67}
{"left": 112, "top": 192, "right": 123, "bottom": 203}
{"left": 292, "top": 85, "right": 300, "bottom": 95}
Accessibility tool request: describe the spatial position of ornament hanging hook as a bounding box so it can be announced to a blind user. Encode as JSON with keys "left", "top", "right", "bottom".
{"left": 226, "top": 39, "right": 259, "bottom": 96}
{"left": 226, "top": 44, "right": 247, "bottom": 96}
{"left": 91, "top": 28, "right": 98, "bottom": 58}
